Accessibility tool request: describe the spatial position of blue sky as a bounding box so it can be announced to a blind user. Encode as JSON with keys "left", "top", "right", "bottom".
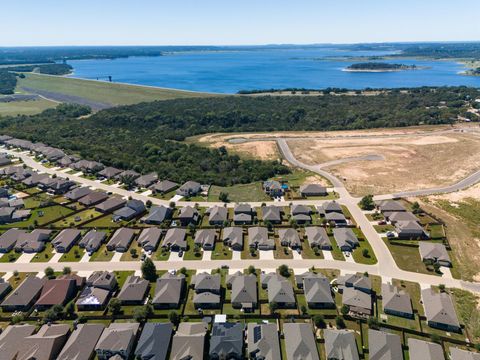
{"left": 1, "top": 0, "right": 479, "bottom": 46}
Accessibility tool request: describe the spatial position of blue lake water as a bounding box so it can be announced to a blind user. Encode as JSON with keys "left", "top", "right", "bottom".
{"left": 68, "top": 47, "right": 480, "bottom": 94}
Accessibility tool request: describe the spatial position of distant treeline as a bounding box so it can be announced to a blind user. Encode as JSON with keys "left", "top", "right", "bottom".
{"left": 398, "top": 43, "right": 480, "bottom": 59}
{"left": 0, "top": 86, "right": 477, "bottom": 185}
{"left": 347, "top": 63, "right": 417, "bottom": 70}
{"left": 0, "top": 71, "right": 18, "bottom": 95}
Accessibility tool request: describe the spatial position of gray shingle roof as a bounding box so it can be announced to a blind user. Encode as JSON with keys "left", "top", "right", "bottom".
{"left": 162, "top": 228, "right": 187, "bottom": 249}
{"left": 267, "top": 276, "right": 295, "bottom": 304}
{"left": 421, "top": 288, "right": 460, "bottom": 329}
{"left": 450, "top": 348, "right": 480, "bottom": 360}
{"left": 117, "top": 275, "right": 149, "bottom": 303}
{"left": 57, "top": 324, "right": 105, "bottom": 360}
{"left": 305, "top": 227, "right": 331, "bottom": 248}
{"left": 284, "top": 323, "right": 320, "bottom": 360}
{"left": 324, "top": 329, "right": 359, "bottom": 360}
{"left": 209, "top": 322, "right": 244, "bottom": 358}
{"left": 342, "top": 288, "right": 372, "bottom": 314}
{"left": 95, "top": 323, "right": 140, "bottom": 355}
{"left": 419, "top": 242, "right": 451, "bottom": 263}
{"left": 382, "top": 283, "right": 413, "bottom": 316}
{"left": 231, "top": 274, "right": 257, "bottom": 305}
{"left": 170, "top": 322, "right": 207, "bottom": 360}
{"left": 247, "top": 323, "right": 281, "bottom": 360}
{"left": 135, "top": 323, "right": 173, "bottom": 360}
{"left": 333, "top": 228, "right": 359, "bottom": 249}
{"left": 303, "top": 274, "right": 334, "bottom": 306}
{"left": 368, "top": 329, "right": 402, "bottom": 360}
{"left": 222, "top": 227, "right": 243, "bottom": 248}
{"left": 137, "top": 227, "right": 162, "bottom": 251}
{"left": 153, "top": 273, "right": 185, "bottom": 306}
{"left": 408, "top": 338, "right": 445, "bottom": 360}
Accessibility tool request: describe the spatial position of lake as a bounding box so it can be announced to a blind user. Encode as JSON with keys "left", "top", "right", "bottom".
{"left": 68, "top": 46, "right": 480, "bottom": 94}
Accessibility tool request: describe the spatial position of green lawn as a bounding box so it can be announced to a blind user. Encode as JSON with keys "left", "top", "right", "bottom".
{"left": 89, "top": 244, "right": 114, "bottom": 262}
{"left": 59, "top": 245, "right": 84, "bottom": 262}
{"left": 211, "top": 242, "right": 232, "bottom": 260}
{"left": 31, "top": 243, "right": 54, "bottom": 262}
{"left": 154, "top": 248, "right": 170, "bottom": 261}
{"left": 0, "top": 97, "right": 57, "bottom": 117}
{"left": 83, "top": 215, "right": 123, "bottom": 228}
{"left": 0, "top": 251, "right": 21, "bottom": 263}
{"left": 183, "top": 235, "right": 203, "bottom": 261}
{"left": 451, "top": 289, "right": 480, "bottom": 342}
{"left": 383, "top": 239, "right": 437, "bottom": 275}
{"left": 352, "top": 229, "right": 377, "bottom": 265}
{"left": 114, "top": 271, "right": 135, "bottom": 288}
{"left": 207, "top": 183, "right": 270, "bottom": 202}
{"left": 53, "top": 208, "right": 104, "bottom": 227}
{"left": 120, "top": 241, "right": 142, "bottom": 261}
{"left": 0, "top": 205, "right": 74, "bottom": 228}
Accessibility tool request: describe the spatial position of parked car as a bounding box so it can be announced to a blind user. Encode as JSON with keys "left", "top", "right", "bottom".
{"left": 386, "top": 231, "right": 395, "bottom": 238}
{"left": 378, "top": 220, "right": 386, "bottom": 225}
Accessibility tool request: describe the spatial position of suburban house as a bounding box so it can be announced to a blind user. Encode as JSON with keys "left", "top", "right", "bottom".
{"left": 87, "top": 271, "right": 118, "bottom": 291}
{"left": 112, "top": 199, "right": 146, "bottom": 222}
{"left": 57, "top": 324, "right": 105, "bottom": 360}
{"left": 117, "top": 275, "right": 150, "bottom": 305}
{"left": 95, "top": 323, "right": 140, "bottom": 360}
{"left": 206, "top": 205, "right": 228, "bottom": 225}
{"left": 1, "top": 275, "right": 47, "bottom": 311}
{"left": 58, "top": 273, "right": 86, "bottom": 290}
{"left": 324, "top": 329, "right": 359, "bottom": 360}
{"left": 421, "top": 288, "right": 461, "bottom": 332}
{"left": 261, "top": 205, "right": 282, "bottom": 224}
{"left": 305, "top": 226, "right": 332, "bottom": 249}
{"left": 95, "top": 197, "right": 126, "bottom": 213}
{"left": 419, "top": 242, "right": 451, "bottom": 266}
{"left": 385, "top": 211, "right": 419, "bottom": 224}
{"left": 209, "top": 322, "right": 244, "bottom": 360}
{"left": 325, "top": 211, "right": 348, "bottom": 226}
{"left": 98, "top": 166, "right": 122, "bottom": 179}
{"left": 65, "top": 186, "right": 92, "bottom": 201}
{"left": 162, "top": 228, "right": 187, "bottom": 251}
{"left": 0, "top": 325, "right": 37, "bottom": 360}
{"left": 408, "top": 338, "right": 445, "bottom": 360}
{"left": 15, "top": 324, "right": 70, "bottom": 360}
{"left": 278, "top": 228, "right": 301, "bottom": 249}
{"left": 395, "top": 220, "right": 427, "bottom": 239}
{"left": 342, "top": 287, "right": 372, "bottom": 316}
{"left": 192, "top": 272, "right": 221, "bottom": 309}
{"left": 333, "top": 228, "right": 359, "bottom": 252}
{"left": 78, "top": 191, "right": 109, "bottom": 206}
{"left": 71, "top": 160, "right": 104, "bottom": 173}
{"left": 0, "top": 228, "right": 26, "bottom": 252}
{"left": 336, "top": 273, "right": 372, "bottom": 294}
{"left": 141, "top": 205, "right": 173, "bottom": 224}
{"left": 149, "top": 180, "right": 179, "bottom": 194}
{"left": 222, "top": 226, "right": 243, "bottom": 250}
{"left": 234, "top": 203, "right": 254, "bottom": 225}
{"left": 14, "top": 229, "right": 52, "bottom": 253}
{"left": 263, "top": 180, "right": 283, "bottom": 198}
{"left": 137, "top": 227, "right": 162, "bottom": 252}
{"left": 76, "top": 286, "right": 111, "bottom": 311}
{"left": 260, "top": 272, "right": 284, "bottom": 289}
{"left": 194, "top": 229, "right": 217, "bottom": 250}
{"left": 135, "top": 172, "right": 158, "bottom": 188}
{"left": 229, "top": 273, "right": 258, "bottom": 311}
{"left": 450, "top": 348, "right": 480, "bottom": 360}
{"left": 34, "top": 278, "right": 77, "bottom": 310}
{"left": 382, "top": 283, "right": 414, "bottom": 318}
{"left": 267, "top": 275, "right": 295, "bottom": 308}
{"left": 51, "top": 228, "right": 82, "bottom": 253}
{"left": 78, "top": 230, "right": 107, "bottom": 253}
{"left": 134, "top": 322, "right": 173, "bottom": 360}
{"left": 0, "top": 278, "right": 12, "bottom": 301}
{"left": 284, "top": 323, "right": 320, "bottom": 360}
{"left": 176, "top": 181, "right": 202, "bottom": 197}
{"left": 368, "top": 329, "right": 402, "bottom": 360}
{"left": 170, "top": 322, "right": 208, "bottom": 360}
{"left": 247, "top": 323, "right": 281, "bottom": 360}
{"left": 57, "top": 155, "right": 75, "bottom": 168}
{"left": 376, "top": 200, "right": 407, "bottom": 213}
{"left": 302, "top": 273, "right": 335, "bottom": 309}
{"left": 300, "top": 183, "right": 327, "bottom": 197}
{"left": 153, "top": 272, "right": 185, "bottom": 309}
{"left": 22, "top": 173, "right": 49, "bottom": 187}
{"left": 319, "top": 201, "right": 343, "bottom": 214}
{"left": 106, "top": 228, "right": 136, "bottom": 252}
{"left": 248, "top": 226, "right": 274, "bottom": 250}
{"left": 291, "top": 204, "right": 312, "bottom": 224}
{"left": 115, "top": 170, "right": 140, "bottom": 181}
{"left": 46, "top": 178, "right": 75, "bottom": 195}
{"left": 178, "top": 206, "right": 200, "bottom": 226}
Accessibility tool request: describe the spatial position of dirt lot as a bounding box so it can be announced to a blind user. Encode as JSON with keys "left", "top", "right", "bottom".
{"left": 288, "top": 131, "right": 480, "bottom": 196}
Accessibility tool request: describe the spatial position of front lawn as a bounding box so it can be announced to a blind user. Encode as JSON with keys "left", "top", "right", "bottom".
{"left": 183, "top": 235, "right": 203, "bottom": 260}
{"left": 120, "top": 241, "right": 142, "bottom": 261}
{"left": 207, "top": 183, "right": 270, "bottom": 202}
{"left": 89, "top": 244, "right": 114, "bottom": 262}
{"left": 352, "top": 229, "right": 377, "bottom": 265}
{"left": 211, "top": 242, "right": 232, "bottom": 260}
{"left": 53, "top": 208, "right": 103, "bottom": 227}
{"left": 31, "top": 243, "right": 54, "bottom": 262}
{"left": 0, "top": 251, "right": 21, "bottom": 263}
{"left": 59, "top": 246, "right": 84, "bottom": 262}
{"left": 383, "top": 239, "right": 437, "bottom": 275}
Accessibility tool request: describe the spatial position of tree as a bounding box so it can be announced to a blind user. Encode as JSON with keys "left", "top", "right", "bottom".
{"left": 108, "top": 298, "right": 122, "bottom": 315}
{"left": 313, "top": 315, "right": 326, "bottom": 329}
{"left": 146, "top": 200, "right": 152, "bottom": 208}
{"left": 133, "top": 304, "right": 153, "bottom": 322}
{"left": 340, "top": 305, "right": 349, "bottom": 316}
{"left": 130, "top": 248, "right": 138, "bottom": 258}
{"left": 141, "top": 257, "right": 157, "bottom": 282}
{"left": 362, "top": 248, "right": 370, "bottom": 258}
{"left": 62, "top": 266, "right": 71, "bottom": 275}
{"left": 247, "top": 265, "right": 256, "bottom": 275}
{"left": 412, "top": 201, "right": 422, "bottom": 214}
{"left": 44, "top": 266, "right": 55, "bottom": 279}
{"left": 278, "top": 264, "right": 290, "bottom": 278}
{"left": 439, "top": 284, "right": 446, "bottom": 292}
{"left": 119, "top": 174, "right": 137, "bottom": 190}
{"left": 219, "top": 192, "right": 230, "bottom": 203}
{"left": 65, "top": 302, "right": 76, "bottom": 319}
{"left": 13, "top": 270, "right": 19, "bottom": 279}
{"left": 300, "top": 305, "right": 307, "bottom": 315}
{"left": 179, "top": 267, "right": 187, "bottom": 276}
{"left": 359, "top": 195, "right": 375, "bottom": 210}
{"left": 169, "top": 311, "right": 180, "bottom": 326}
{"left": 335, "top": 316, "right": 346, "bottom": 329}
{"left": 43, "top": 304, "right": 64, "bottom": 323}
{"left": 269, "top": 301, "right": 278, "bottom": 314}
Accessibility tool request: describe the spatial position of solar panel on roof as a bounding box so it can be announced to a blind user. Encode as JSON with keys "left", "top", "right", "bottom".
{"left": 253, "top": 326, "right": 262, "bottom": 343}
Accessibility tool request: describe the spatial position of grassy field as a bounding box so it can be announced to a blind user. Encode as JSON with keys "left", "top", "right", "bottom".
{"left": 0, "top": 97, "right": 57, "bottom": 116}
{"left": 207, "top": 183, "right": 270, "bottom": 202}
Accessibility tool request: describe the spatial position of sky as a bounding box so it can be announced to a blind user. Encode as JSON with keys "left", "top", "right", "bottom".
{"left": 1, "top": 0, "right": 480, "bottom": 46}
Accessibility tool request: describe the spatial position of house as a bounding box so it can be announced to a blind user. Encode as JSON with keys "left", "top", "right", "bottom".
{"left": 333, "top": 228, "right": 359, "bottom": 252}
{"left": 57, "top": 273, "right": 86, "bottom": 290}
{"left": 267, "top": 276, "right": 295, "bottom": 308}
{"left": 16, "top": 324, "right": 70, "bottom": 360}
{"left": 57, "top": 156, "right": 74, "bottom": 168}
{"left": 51, "top": 228, "right": 82, "bottom": 253}
{"left": 134, "top": 322, "right": 173, "bottom": 360}
{"left": 0, "top": 228, "right": 26, "bottom": 252}
{"left": 210, "top": 322, "right": 244, "bottom": 360}
{"left": 46, "top": 178, "right": 75, "bottom": 194}
{"left": 1, "top": 275, "right": 46, "bottom": 311}
{"left": 376, "top": 200, "right": 407, "bottom": 213}
{"left": 303, "top": 273, "right": 335, "bottom": 309}
{"left": 0, "top": 325, "right": 37, "bottom": 360}
{"left": 11, "top": 209, "right": 31, "bottom": 222}
{"left": 305, "top": 226, "right": 331, "bottom": 249}
{"left": 382, "top": 283, "right": 414, "bottom": 318}
{"left": 421, "top": 288, "right": 461, "bottom": 332}
{"left": 22, "top": 172, "right": 50, "bottom": 187}
{"left": 324, "top": 329, "right": 359, "bottom": 360}
{"left": 95, "top": 323, "right": 140, "bottom": 360}
{"left": 206, "top": 205, "right": 228, "bottom": 225}
{"left": 141, "top": 205, "right": 173, "bottom": 224}
{"left": 408, "top": 338, "right": 445, "bottom": 360}
{"left": 284, "top": 323, "right": 320, "bottom": 360}
{"left": 117, "top": 275, "right": 149, "bottom": 305}
{"left": 194, "top": 229, "right": 216, "bottom": 250}
{"left": 98, "top": 166, "right": 122, "bottom": 179}
{"left": 319, "top": 201, "right": 343, "bottom": 214}
{"left": 336, "top": 273, "right": 372, "bottom": 294}
{"left": 71, "top": 160, "right": 104, "bottom": 173}
{"left": 76, "top": 286, "right": 111, "bottom": 311}
{"left": 87, "top": 271, "right": 117, "bottom": 291}
{"left": 137, "top": 227, "right": 162, "bottom": 252}
{"left": 385, "top": 211, "right": 419, "bottom": 224}
{"left": 0, "top": 207, "right": 15, "bottom": 224}
{"left": 112, "top": 199, "right": 146, "bottom": 221}
{"left": 278, "top": 228, "right": 301, "bottom": 249}
{"left": 150, "top": 180, "right": 178, "bottom": 194}
{"left": 0, "top": 278, "right": 12, "bottom": 301}
{"left": 65, "top": 186, "right": 92, "bottom": 201}
{"left": 95, "top": 197, "right": 126, "bottom": 213}
{"left": 247, "top": 323, "right": 281, "bottom": 360}
{"left": 234, "top": 203, "right": 254, "bottom": 225}
{"left": 178, "top": 206, "right": 200, "bottom": 225}
{"left": 162, "top": 228, "right": 187, "bottom": 251}
{"left": 8, "top": 198, "right": 24, "bottom": 209}
{"left": 57, "top": 324, "right": 105, "bottom": 360}
{"left": 115, "top": 170, "right": 140, "bottom": 181}
{"left": 300, "top": 183, "right": 327, "bottom": 197}
{"left": 260, "top": 272, "right": 284, "bottom": 289}
{"left": 152, "top": 272, "right": 185, "bottom": 309}
{"left": 395, "top": 220, "right": 427, "bottom": 239}
{"left": 419, "top": 242, "right": 451, "bottom": 266}
{"left": 263, "top": 180, "right": 283, "bottom": 197}
{"left": 79, "top": 230, "right": 106, "bottom": 253}
{"left": 14, "top": 229, "right": 52, "bottom": 253}
{"left": 368, "top": 329, "right": 402, "bottom": 360}
{"left": 230, "top": 273, "right": 257, "bottom": 311}
{"left": 78, "top": 191, "right": 109, "bottom": 206}
{"left": 170, "top": 322, "right": 208, "bottom": 360}
{"left": 34, "top": 278, "right": 77, "bottom": 310}
{"left": 325, "top": 211, "right": 348, "bottom": 226}
{"left": 261, "top": 205, "right": 282, "bottom": 224}
{"left": 248, "top": 226, "right": 274, "bottom": 250}
{"left": 450, "top": 348, "right": 480, "bottom": 360}
{"left": 135, "top": 172, "right": 158, "bottom": 188}
{"left": 342, "top": 287, "right": 372, "bottom": 316}
{"left": 193, "top": 272, "right": 221, "bottom": 309}
{"left": 222, "top": 226, "right": 243, "bottom": 250}
{"left": 106, "top": 228, "right": 135, "bottom": 252}
{"left": 291, "top": 204, "right": 312, "bottom": 224}
{"left": 176, "top": 181, "right": 201, "bottom": 197}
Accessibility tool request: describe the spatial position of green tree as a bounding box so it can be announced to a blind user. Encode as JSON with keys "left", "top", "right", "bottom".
{"left": 336, "top": 316, "right": 346, "bottom": 329}
{"left": 300, "top": 305, "right": 307, "bottom": 315}
{"left": 412, "top": 201, "right": 422, "bottom": 214}
{"left": 44, "top": 266, "right": 55, "bottom": 279}
{"left": 169, "top": 311, "right": 180, "bottom": 326}
{"left": 133, "top": 304, "right": 153, "bottom": 322}
{"left": 359, "top": 195, "right": 375, "bottom": 210}
{"left": 341, "top": 305, "right": 349, "bottom": 316}
{"left": 247, "top": 265, "right": 256, "bottom": 275}
{"left": 62, "top": 266, "right": 71, "bottom": 275}
{"left": 278, "top": 264, "right": 290, "bottom": 278}
{"left": 141, "top": 257, "right": 157, "bottom": 282}
{"left": 313, "top": 315, "right": 326, "bottom": 329}
{"left": 219, "top": 192, "right": 230, "bottom": 203}
{"left": 130, "top": 248, "right": 138, "bottom": 258}
{"left": 269, "top": 301, "right": 278, "bottom": 314}
{"left": 362, "top": 248, "right": 370, "bottom": 258}
{"left": 108, "top": 298, "right": 122, "bottom": 315}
